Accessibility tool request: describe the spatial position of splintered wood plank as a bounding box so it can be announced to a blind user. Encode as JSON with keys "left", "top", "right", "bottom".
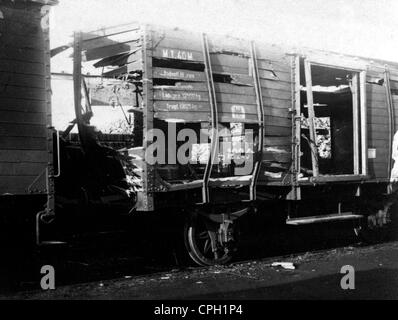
{"left": 84, "top": 40, "right": 140, "bottom": 61}
{"left": 153, "top": 68, "right": 206, "bottom": 81}
{"left": 93, "top": 50, "right": 141, "bottom": 68}
{"left": 257, "top": 59, "right": 291, "bottom": 73}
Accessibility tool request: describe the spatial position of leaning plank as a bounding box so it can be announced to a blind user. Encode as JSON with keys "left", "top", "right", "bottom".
{"left": 85, "top": 40, "right": 140, "bottom": 61}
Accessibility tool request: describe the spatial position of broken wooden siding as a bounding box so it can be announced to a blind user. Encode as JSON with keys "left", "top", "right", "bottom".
{"left": 0, "top": 1, "right": 53, "bottom": 195}
{"left": 148, "top": 27, "right": 293, "bottom": 185}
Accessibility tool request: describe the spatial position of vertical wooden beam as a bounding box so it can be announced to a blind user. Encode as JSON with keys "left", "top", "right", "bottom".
{"left": 141, "top": 25, "right": 155, "bottom": 211}
{"left": 201, "top": 33, "right": 219, "bottom": 203}
{"left": 73, "top": 32, "right": 83, "bottom": 125}
{"left": 303, "top": 59, "right": 319, "bottom": 177}
{"left": 385, "top": 67, "right": 395, "bottom": 184}
{"left": 249, "top": 41, "right": 264, "bottom": 201}
{"left": 351, "top": 73, "right": 360, "bottom": 175}
{"left": 44, "top": 15, "right": 55, "bottom": 214}
{"left": 293, "top": 55, "right": 302, "bottom": 199}
{"left": 360, "top": 71, "right": 368, "bottom": 176}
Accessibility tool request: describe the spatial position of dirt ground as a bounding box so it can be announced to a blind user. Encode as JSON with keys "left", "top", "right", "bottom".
{"left": 3, "top": 241, "right": 397, "bottom": 300}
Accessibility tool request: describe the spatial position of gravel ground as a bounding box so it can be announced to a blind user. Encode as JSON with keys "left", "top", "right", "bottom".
{"left": 3, "top": 241, "right": 398, "bottom": 300}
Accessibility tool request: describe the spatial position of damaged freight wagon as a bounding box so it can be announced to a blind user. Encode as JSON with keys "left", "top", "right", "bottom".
{"left": 46, "top": 23, "right": 398, "bottom": 265}
{"left": 2, "top": 12, "right": 398, "bottom": 266}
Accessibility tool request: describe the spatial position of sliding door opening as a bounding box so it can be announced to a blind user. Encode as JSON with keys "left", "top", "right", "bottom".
{"left": 298, "top": 59, "right": 363, "bottom": 179}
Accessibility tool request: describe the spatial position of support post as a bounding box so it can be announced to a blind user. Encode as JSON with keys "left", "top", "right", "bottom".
{"left": 201, "top": 33, "right": 219, "bottom": 203}
{"left": 303, "top": 59, "right": 319, "bottom": 177}
{"left": 249, "top": 41, "right": 265, "bottom": 201}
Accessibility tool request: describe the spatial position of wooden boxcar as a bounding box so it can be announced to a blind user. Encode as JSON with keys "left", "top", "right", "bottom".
{"left": 0, "top": 0, "right": 58, "bottom": 244}
{"left": 52, "top": 23, "right": 398, "bottom": 265}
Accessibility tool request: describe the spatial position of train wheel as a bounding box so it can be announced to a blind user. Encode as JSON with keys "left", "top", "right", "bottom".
{"left": 184, "top": 213, "right": 237, "bottom": 267}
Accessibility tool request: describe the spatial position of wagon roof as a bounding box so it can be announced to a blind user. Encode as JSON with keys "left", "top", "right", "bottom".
{"left": 81, "top": 21, "right": 398, "bottom": 72}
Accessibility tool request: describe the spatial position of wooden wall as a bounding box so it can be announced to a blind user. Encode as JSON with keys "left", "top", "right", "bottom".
{"left": 148, "top": 27, "right": 293, "bottom": 184}
{"left": 0, "top": 2, "right": 51, "bottom": 195}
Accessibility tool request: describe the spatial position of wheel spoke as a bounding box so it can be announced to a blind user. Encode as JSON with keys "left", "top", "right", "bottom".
{"left": 203, "top": 239, "right": 211, "bottom": 254}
